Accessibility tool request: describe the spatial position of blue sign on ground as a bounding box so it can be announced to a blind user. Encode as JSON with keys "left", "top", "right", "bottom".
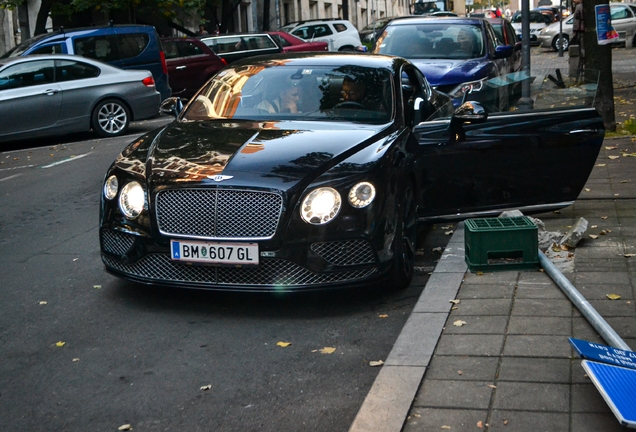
{"left": 582, "top": 360, "right": 636, "bottom": 428}
{"left": 569, "top": 338, "right": 636, "bottom": 370}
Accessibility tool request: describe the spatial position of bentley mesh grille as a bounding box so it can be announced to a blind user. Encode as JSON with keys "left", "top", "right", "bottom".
{"left": 101, "top": 229, "right": 135, "bottom": 256}
{"left": 156, "top": 189, "right": 283, "bottom": 239}
{"left": 103, "top": 254, "right": 377, "bottom": 286}
{"left": 311, "top": 240, "right": 375, "bottom": 266}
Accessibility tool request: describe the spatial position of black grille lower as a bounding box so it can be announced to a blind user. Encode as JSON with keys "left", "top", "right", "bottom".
{"left": 311, "top": 240, "right": 375, "bottom": 266}
{"left": 103, "top": 254, "right": 377, "bottom": 287}
{"left": 101, "top": 229, "right": 135, "bottom": 256}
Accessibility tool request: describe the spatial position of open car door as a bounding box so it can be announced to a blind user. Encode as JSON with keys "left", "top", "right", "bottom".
{"left": 413, "top": 68, "right": 605, "bottom": 222}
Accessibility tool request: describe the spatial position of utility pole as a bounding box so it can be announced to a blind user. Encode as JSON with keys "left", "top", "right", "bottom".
{"left": 518, "top": 0, "right": 534, "bottom": 110}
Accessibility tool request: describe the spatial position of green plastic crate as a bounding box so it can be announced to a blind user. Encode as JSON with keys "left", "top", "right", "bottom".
{"left": 464, "top": 217, "right": 539, "bottom": 272}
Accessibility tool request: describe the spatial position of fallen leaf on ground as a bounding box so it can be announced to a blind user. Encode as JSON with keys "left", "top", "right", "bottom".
{"left": 441, "top": 225, "right": 452, "bottom": 229}
{"left": 487, "top": 384, "right": 497, "bottom": 389}
{"left": 379, "top": 314, "right": 389, "bottom": 318}
{"left": 445, "top": 230, "right": 454, "bottom": 235}
{"left": 622, "top": 152, "right": 636, "bottom": 157}
{"left": 432, "top": 247, "right": 443, "bottom": 253}
{"left": 319, "top": 347, "right": 336, "bottom": 354}
{"left": 118, "top": 425, "right": 132, "bottom": 431}
{"left": 601, "top": 216, "right": 608, "bottom": 219}
{"left": 584, "top": 188, "right": 591, "bottom": 192}
{"left": 591, "top": 225, "right": 598, "bottom": 229}
{"left": 449, "top": 299, "right": 460, "bottom": 305}
{"left": 624, "top": 254, "right": 636, "bottom": 257}
{"left": 55, "top": 341, "right": 65, "bottom": 347}
{"left": 608, "top": 155, "right": 620, "bottom": 160}
{"left": 458, "top": 370, "right": 463, "bottom": 375}
{"left": 276, "top": 341, "right": 292, "bottom": 347}
{"left": 606, "top": 294, "right": 621, "bottom": 300}
{"left": 605, "top": 146, "right": 617, "bottom": 150}
{"left": 599, "top": 230, "right": 608, "bottom": 235}
{"left": 503, "top": 419, "right": 509, "bottom": 425}
{"left": 453, "top": 320, "right": 467, "bottom": 327}
{"left": 477, "top": 420, "right": 484, "bottom": 428}
{"left": 93, "top": 285, "right": 101, "bottom": 289}
{"left": 200, "top": 384, "right": 212, "bottom": 390}
{"left": 622, "top": 180, "right": 631, "bottom": 183}
{"left": 476, "top": 271, "right": 484, "bottom": 276}
{"left": 595, "top": 163, "right": 606, "bottom": 167}
{"left": 553, "top": 210, "right": 560, "bottom": 214}
{"left": 589, "top": 234, "right": 599, "bottom": 239}
{"left": 441, "top": 426, "right": 451, "bottom": 430}
{"left": 39, "top": 301, "right": 47, "bottom": 305}
{"left": 72, "top": 358, "right": 80, "bottom": 362}
{"left": 369, "top": 360, "right": 384, "bottom": 367}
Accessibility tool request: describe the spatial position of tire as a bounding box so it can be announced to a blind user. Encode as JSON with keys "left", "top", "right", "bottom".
{"left": 552, "top": 34, "right": 569, "bottom": 51}
{"left": 92, "top": 98, "right": 130, "bottom": 138}
{"left": 389, "top": 182, "right": 417, "bottom": 291}
{"left": 338, "top": 45, "right": 355, "bottom": 52}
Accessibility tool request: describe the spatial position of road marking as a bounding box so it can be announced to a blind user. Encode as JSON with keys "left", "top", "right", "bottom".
{"left": 0, "top": 164, "right": 37, "bottom": 172}
{"left": 40, "top": 152, "right": 91, "bottom": 169}
{"left": 0, "top": 173, "right": 22, "bottom": 182}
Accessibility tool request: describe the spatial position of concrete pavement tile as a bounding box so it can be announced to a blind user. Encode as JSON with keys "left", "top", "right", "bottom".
{"left": 573, "top": 283, "right": 634, "bottom": 300}
{"left": 516, "top": 282, "right": 567, "bottom": 299}
{"left": 618, "top": 217, "right": 636, "bottom": 227}
{"left": 571, "top": 383, "right": 614, "bottom": 413}
{"left": 586, "top": 299, "right": 636, "bottom": 317}
{"left": 413, "top": 379, "right": 494, "bottom": 409}
{"left": 425, "top": 355, "right": 499, "bottom": 381}
{"left": 444, "top": 315, "right": 509, "bottom": 334}
{"left": 517, "top": 271, "right": 555, "bottom": 284}
{"left": 571, "top": 359, "right": 594, "bottom": 384}
{"left": 616, "top": 207, "right": 636, "bottom": 217}
{"left": 615, "top": 200, "right": 636, "bottom": 210}
{"left": 488, "top": 410, "right": 568, "bottom": 432}
{"left": 619, "top": 226, "right": 636, "bottom": 236}
{"left": 447, "top": 298, "right": 512, "bottom": 316}
{"left": 511, "top": 298, "right": 573, "bottom": 317}
{"left": 571, "top": 201, "right": 618, "bottom": 211}
{"left": 411, "top": 272, "right": 466, "bottom": 313}
{"left": 571, "top": 413, "right": 632, "bottom": 432}
{"left": 570, "top": 271, "right": 632, "bottom": 285}
{"left": 574, "top": 257, "right": 629, "bottom": 271}
{"left": 497, "top": 357, "right": 570, "bottom": 383}
{"left": 457, "top": 284, "right": 515, "bottom": 299}
{"left": 492, "top": 382, "right": 570, "bottom": 411}
{"left": 402, "top": 408, "right": 487, "bottom": 432}
{"left": 571, "top": 317, "right": 604, "bottom": 344}
{"left": 605, "top": 316, "right": 636, "bottom": 338}
{"left": 349, "top": 365, "right": 425, "bottom": 432}
{"left": 507, "top": 316, "right": 571, "bottom": 335}
{"left": 435, "top": 334, "right": 504, "bottom": 356}
{"left": 575, "top": 244, "right": 625, "bottom": 258}
{"left": 462, "top": 271, "right": 518, "bottom": 285}
{"left": 385, "top": 312, "right": 448, "bottom": 367}
{"left": 503, "top": 335, "right": 572, "bottom": 357}
{"left": 432, "top": 257, "right": 468, "bottom": 273}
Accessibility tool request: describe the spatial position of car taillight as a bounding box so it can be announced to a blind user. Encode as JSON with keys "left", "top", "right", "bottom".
{"left": 142, "top": 76, "right": 156, "bottom": 88}
{"left": 160, "top": 51, "right": 168, "bottom": 75}
{"left": 221, "top": 58, "right": 228, "bottom": 66}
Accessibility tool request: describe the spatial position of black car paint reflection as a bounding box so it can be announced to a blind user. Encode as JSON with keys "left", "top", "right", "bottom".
{"left": 99, "top": 53, "right": 604, "bottom": 292}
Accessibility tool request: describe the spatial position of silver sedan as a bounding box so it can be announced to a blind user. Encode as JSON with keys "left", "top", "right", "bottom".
{"left": 0, "top": 54, "right": 161, "bottom": 143}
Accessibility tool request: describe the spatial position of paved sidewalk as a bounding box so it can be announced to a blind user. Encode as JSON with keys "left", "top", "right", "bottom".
{"left": 350, "top": 47, "right": 636, "bottom": 432}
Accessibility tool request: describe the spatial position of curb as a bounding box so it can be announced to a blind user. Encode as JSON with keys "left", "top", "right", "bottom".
{"left": 349, "top": 223, "right": 468, "bottom": 432}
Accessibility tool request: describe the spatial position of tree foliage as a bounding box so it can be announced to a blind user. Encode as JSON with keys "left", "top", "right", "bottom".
{"left": 0, "top": 0, "right": 23, "bottom": 10}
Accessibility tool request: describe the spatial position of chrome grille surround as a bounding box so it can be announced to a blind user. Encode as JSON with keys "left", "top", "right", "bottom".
{"left": 101, "top": 229, "right": 135, "bottom": 256}
{"left": 311, "top": 240, "right": 376, "bottom": 266}
{"left": 103, "top": 254, "right": 377, "bottom": 287}
{"left": 155, "top": 189, "right": 283, "bottom": 240}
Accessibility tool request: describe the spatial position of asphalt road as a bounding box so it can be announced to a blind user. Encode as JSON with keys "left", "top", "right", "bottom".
{"left": 0, "top": 116, "right": 450, "bottom": 431}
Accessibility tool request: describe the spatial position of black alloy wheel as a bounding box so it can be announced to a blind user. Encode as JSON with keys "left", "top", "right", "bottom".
{"left": 389, "top": 182, "right": 417, "bottom": 291}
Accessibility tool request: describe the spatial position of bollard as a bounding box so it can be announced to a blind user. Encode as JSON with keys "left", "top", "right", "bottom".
{"left": 569, "top": 44, "right": 580, "bottom": 78}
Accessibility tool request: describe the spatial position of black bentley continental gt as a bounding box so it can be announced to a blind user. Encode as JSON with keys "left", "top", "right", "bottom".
{"left": 100, "top": 53, "right": 604, "bottom": 292}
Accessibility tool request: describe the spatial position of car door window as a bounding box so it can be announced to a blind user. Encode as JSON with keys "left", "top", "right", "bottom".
{"left": 55, "top": 59, "right": 100, "bottom": 82}
{"left": 0, "top": 60, "right": 55, "bottom": 90}
{"left": 311, "top": 25, "right": 333, "bottom": 37}
{"left": 271, "top": 34, "right": 291, "bottom": 48}
{"left": 74, "top": 35, "right": 119, "bottom": 62}
{"left": 118, "top": 33, "right": 150, "bottom": 60}
{"left": 30, "top": 43, "right": 65, "bottom": 55}
{"left": 163, "top": 40, "right": 179, "bottom": 59}
{"left": 179, "top": 41, "right": 205, "bottom": 57}
{"left": 333, "top": 23, "right": 347, "bottom": 32}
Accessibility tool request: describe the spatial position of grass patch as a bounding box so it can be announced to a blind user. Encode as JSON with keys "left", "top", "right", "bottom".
{"left": 607, "top": 118, "right": 636, "bottom": 137}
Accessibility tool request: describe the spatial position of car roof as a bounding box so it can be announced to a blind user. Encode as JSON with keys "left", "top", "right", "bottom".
{"left": 0, "top": 53, "right": 120, "bottom": 70}
{"left": 230, "top": 51, "right": 404, "bottom": 71}
{"left": 200, "top": 33, "right": 273, "bottom": 40}
{"left": 386, "top": 16, "right": 486, "bottom": 26}
{"left": 281, "top": 18, "right": 353, "bottom": 27}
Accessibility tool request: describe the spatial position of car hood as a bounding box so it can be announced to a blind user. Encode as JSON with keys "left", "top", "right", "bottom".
{"left": 123, "top": 120, "right": 388, "bottom": 191}
{"left": 410, "top": 58, "right": 491, "bottom": 87}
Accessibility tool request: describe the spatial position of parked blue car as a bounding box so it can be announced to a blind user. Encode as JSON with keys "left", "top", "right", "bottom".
{"left": 373, "top": 17, "right": 514, "bottom": 110}
{"left": 1, "top": 24, "right": 171, "bottom": 100}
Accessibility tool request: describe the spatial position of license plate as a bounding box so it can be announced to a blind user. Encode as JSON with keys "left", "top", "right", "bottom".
{"left": 170, "top": 240, "right": 259, "bottom": 265}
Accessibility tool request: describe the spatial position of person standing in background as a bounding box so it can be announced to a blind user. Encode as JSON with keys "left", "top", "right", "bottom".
{"left": 572, "top": 0, "right": 585, "bottom": 69}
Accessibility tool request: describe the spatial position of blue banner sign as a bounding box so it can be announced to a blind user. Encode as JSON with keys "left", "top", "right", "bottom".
{"left": 569, "top": 338, "right": 636, "bottom": 369}
{"left": 596, "top": 4, "right": 619, "bottom": 45}
{"left": 582, "top": 360, "right": 636, "bottom": 428}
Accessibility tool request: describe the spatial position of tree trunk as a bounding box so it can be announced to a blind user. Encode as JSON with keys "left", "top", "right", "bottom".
{"left": 585, "top": 0, "right": 616, "bottom": 131}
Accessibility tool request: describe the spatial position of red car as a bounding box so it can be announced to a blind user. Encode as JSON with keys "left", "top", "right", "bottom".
{"left": 267, "top": 31, "right": 329, "bottom": 53}
{"left": 161, "top": 37, "right": 227, "bottom": 99}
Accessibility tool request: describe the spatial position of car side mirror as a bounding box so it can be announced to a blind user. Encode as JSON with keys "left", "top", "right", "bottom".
{"left": 161, "top": 97, "right": 184, "bottom": 117}
{"left": 452, "top": 101, "right": 488, "bottom": 123}
{"left": 494, "top": 45, "right": 514, "bottom": 59}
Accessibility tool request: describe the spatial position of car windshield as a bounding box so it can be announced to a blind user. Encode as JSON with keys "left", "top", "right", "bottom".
{"left": 181, "top": 63, "right": 394, "bottom": 124}
{"left": 376, "top": 23, "right": 485, "bottom": 59}
{"left": 0, "top": 33, "right": 55, "bottom": 58}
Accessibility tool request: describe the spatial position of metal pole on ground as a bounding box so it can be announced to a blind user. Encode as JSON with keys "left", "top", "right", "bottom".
{"left": 538, "top": 250, "right": 631, "bottom": 351}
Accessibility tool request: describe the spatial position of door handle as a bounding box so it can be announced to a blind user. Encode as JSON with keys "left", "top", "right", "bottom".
{"left": 43, "top": 89, "right": 59, "bottom": 95}
{"left": 176, "top": 66, "right": 186, "bottom": 70}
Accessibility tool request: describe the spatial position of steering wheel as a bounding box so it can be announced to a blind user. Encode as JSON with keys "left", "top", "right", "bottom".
{"left": 333, "top": 101, "right": 366, "bottom": 110}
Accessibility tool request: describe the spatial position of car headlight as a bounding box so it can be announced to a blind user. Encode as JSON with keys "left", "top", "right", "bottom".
{"left": 448, "top": 78, "right": 487, "bottom": 99}
{"left": 103, "top": 175, "right": 118, "bottom": 200}
{"left": 301, "top": 187, "right": 341, "bottom": 225}
{"left": 348, "top": 182, "right": 375, "bottom": 208}
{"left": 119, "top": 181, "right": 146, "bottom": 219}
